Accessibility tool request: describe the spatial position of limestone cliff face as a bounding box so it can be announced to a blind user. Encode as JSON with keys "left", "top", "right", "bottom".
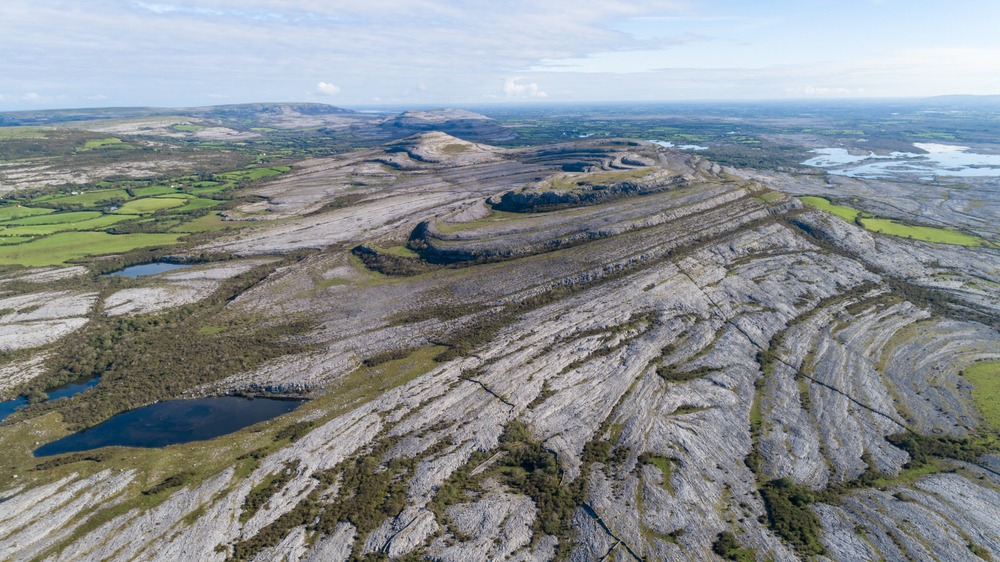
{"left": 1, "top": 138, "right": 998, "bottom": 561}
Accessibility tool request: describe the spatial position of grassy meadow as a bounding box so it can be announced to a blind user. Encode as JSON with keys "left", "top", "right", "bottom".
{"left": 799, "top": 196, "right": 983, "bottom": 247}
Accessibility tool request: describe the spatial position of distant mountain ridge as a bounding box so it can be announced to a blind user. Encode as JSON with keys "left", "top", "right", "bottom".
{"left": 0, "top": 102, "right": 354, "bottom": 127}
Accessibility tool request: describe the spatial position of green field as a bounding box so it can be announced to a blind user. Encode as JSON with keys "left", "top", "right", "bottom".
{"left": 219, "top": 167, "right": 287, "bottom": 182}
{"left": 3, "top": 211, "right": 103, "bottom": 226}
{"left": 114, "top": 197, "right": 189, "bottom": 215}
{"left": 173, "top": 198, "right": 222, "bottom": 212}
{"left": 860, "top": 218, "right": 982, "bottom": 247}
{"left": 0, "top": 232, "right": 182, "bottom": 266}
{"left": 132, "top": 185, "right": 181, "bottom": 197}
{"left": 798, "top": 196, "right": 862, "bottom": 222}
{"left": 0, "top": 127, "right": 49, "bottom": 139}
{"left": 0, "top": 163, "right": 288, "bottom": 267}
{"left": 800, "top": 196, "right": 983, "bottom": 247}
{"left": 171, "top": 213, "right": 234, "bottom": 233}
{"left": 1, "top": 214, "right": 134, "bottom": 236}
{"left": 80, "top": 137, "right": 132, "bottom": 150}
{"left": 964, "top": 362, "right": 1000, "bottom": 432}
{"left": 0, "top": 206, "right": 54, "bottom": 221}
{"left": 37, "top": 189, "right": 130, "bottom": 206}
{"left": 0, "top": 235, "right": 34, "bottom": 246}
{"left": 190, "top": 185, "right": 228, "bottom": 195}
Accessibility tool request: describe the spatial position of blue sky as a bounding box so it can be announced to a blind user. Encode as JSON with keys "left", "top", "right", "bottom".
{"left": 1, "top": 0, "right": 998, "bottom": 110}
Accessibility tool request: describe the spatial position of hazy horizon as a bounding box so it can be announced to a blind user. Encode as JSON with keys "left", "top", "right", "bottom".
{"left": 2, "top": 0, "right": 999, "bottom": 112}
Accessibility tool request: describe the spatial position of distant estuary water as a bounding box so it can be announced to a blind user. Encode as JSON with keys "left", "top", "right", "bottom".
{"left": 648, "top": 139, "right": 709, "bottom": 151}
{"left": 801, "top": 143, "right": 1000, "bottom": 179}
{"left": 34, "top": 396, "right": 303, "bottom": 457}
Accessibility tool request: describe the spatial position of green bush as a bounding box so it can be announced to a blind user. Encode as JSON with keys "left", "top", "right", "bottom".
{"left": 712, "top": 531, "right": 756, "bottom": 562}
{"left": 759, "top": 478, "right": 826, "bottom": 556}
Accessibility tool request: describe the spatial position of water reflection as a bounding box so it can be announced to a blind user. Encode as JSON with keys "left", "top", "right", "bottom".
{"left": 34, "top": 396, "right": 303, "bottom": 457}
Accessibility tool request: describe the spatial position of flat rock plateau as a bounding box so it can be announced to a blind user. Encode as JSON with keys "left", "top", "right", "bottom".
{"left": 1, "top": 133, "right": 999, "bottom": 562}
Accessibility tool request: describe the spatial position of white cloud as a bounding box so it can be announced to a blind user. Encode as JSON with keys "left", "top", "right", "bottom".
{"left": 502, "top": 77, "right": 547, "bottom": 98}
{"left": 1, "top": 1, "right": 998, "bottom": 108}
{"left": 21, "top": 92, "right": 40, "bottom": 102}
{"left": 317, "top": 81, "right": 341, "bottom": 96}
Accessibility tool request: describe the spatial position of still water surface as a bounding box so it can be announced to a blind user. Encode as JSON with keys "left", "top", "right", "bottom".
{"left": 0, "top": 377, "right": 100, "bottom": 423}
{"left": 801, "top": 143, "right": 1000, "bottom": 179}
{"left": 34, "top": 396, "right": 303, "bottom": 457}
{"left": 110, "top": 262, "right": 192, "bottom": 278}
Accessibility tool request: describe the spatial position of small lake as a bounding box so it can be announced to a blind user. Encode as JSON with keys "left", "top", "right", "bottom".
{"left": 48, "top": 376, "right": 100, "bottom": 401}
{"left": 34, "top": 396, "right": 304, "bottom": 457}
{"left": 0, "top": 397, "right": 27, "bottom": 423}
{"left": 802, "top": 143, "right": 1000, "bottom": 179}
{"left": 110, "top": 262, "right": 193, "bottom": 278}
{"left": 0, "top": 377, "right": 99, "bottom": 423}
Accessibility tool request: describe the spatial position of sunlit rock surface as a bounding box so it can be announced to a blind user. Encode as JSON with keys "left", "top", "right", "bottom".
{"left": 1, "top": 138, "right": 998, "bottom": 561}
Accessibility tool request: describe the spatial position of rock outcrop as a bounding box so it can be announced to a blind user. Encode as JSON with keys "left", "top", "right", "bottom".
{"left": 1, "top": 138, "right": 998, "bottom": 562}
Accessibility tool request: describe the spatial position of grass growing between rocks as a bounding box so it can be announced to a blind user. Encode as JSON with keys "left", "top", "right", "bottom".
{"left": 433, "top": 207, "right": 525, "bottom": 234}
{"left": 0, "top": 341, "right": 447, "bottom": 561}
{"left": 429, "top": 420, "right": 583, "bottom": 558}
{"left": 543, "top": 168, "right": 656, "bottom": 192}
{"left": 638, "top": 453, "right": 675, "bottom": 493}
{"left": 964, "top": 361, "right": 1000, "bottom": 432}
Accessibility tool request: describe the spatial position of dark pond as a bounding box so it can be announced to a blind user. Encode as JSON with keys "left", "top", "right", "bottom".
{"left": 0, "top": 377, "right": 99, "bottom": 423}
{"left": 0, "top": 397, "right": 27, "bottom": 423}
{"left": 110, "top": 262, "right": 192, "bottom": 278}
{"left": 48, "top": 377, "right": 100, "bottom": 401}
{"left": 34, "top": 396, "right": 303, "bottom": 457}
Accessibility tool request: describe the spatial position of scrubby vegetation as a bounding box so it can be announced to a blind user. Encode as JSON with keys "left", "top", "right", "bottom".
{"left": 226, "top": 438, "right": 416, "bottom": 561}
{"left": 712, "top": 531, "right": 757, "bottom": 562}
{"left": 240, "top": 461, "right": 300, "bottom": 523}
{"left": 429, "top": 420, "right": 584, "bottom": 557}
{"left": 5, "top": 260, "right": 313, "bottom": 430}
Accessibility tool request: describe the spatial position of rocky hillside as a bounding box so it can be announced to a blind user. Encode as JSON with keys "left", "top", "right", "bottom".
{"left": 0, "top": 134, "right": 998, "bottom": 561}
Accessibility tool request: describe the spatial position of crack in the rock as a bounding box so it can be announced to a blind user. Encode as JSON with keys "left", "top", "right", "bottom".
{"left": 463, "top": 377, "right": 515, "bottom": 410}
{"left": 678, "top": 260, "right": 912, "bottom": 431}
{"left": 378, "top": 508, "right": 429, "bottom": 555}
{"left": 581, "top": 502, "right": 643, "bottom": 561}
